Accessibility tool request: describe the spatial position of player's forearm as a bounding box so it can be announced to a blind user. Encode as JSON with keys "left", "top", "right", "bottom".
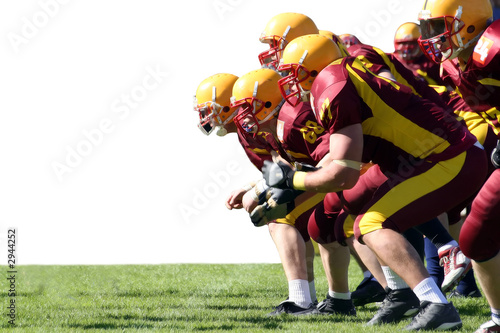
{"left": 295, "top": 161, "right": 360, "bottom": 193}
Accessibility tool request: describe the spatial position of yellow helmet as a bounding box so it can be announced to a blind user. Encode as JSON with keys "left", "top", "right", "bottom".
{"left": 231, "top": 68, "right": 284, "bottom": 136}
{"left": 258, "top": 13, "right": 319, "bottom": 70}
{"left": 278, "top": 34, "right": 342, "bottom": 106}
{"left": 194, "top": 73, "right": 239, "bottom": 135}
{"left": 418, "top": 0, "right": 493, "bottom": 63}
{"left": 394, "top": 22, "right": 422, "bottom": 63}
{"left": 320, "top": 30, "right": 351, "bottom": 57}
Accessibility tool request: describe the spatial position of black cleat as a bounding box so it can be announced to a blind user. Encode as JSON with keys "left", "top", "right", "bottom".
{"left": 365, "top": 287, "right": 420, "bottom": 326}
{"left": 448, "top": 288, "right": 482, "bottom": 299}
{"left": 352, "top": 275, "right": 386, "bottom": 306}
{"left": 267, "top": 300, "right": 316, "bottom": 316}
{"left": 405, "top": 301, "right": 462, "bottom": 331}
{"left": 315, "top": 294, "right": 356, "bottom": 316}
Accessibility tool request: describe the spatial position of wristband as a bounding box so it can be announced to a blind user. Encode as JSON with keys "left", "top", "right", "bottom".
{"left": 249, "top": 186, "right": 259, "bottom": 201}
{"left": 292, "top": 171, "right": 307, "bottom": 191}
{"left": 241, "top": 180, "right": 257, "bottom": 192}
{"left": 254, "top": 179, "right": 269, "bottom": 195}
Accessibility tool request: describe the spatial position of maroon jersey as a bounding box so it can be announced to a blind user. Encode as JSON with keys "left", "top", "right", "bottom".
{"left": 347, "top": 43, "right": 446, "bottom": 108}
{"left": 277, "top": 99, "right": 330, "bottom": 166}
{"left": 404, "top": 54, "right": 445, "bottom": 86}
{"left": 310, "top": 56, "right": 476, "bottom": 174}
{"left": 237, "top": 131, "right": 287, "bottom": 171}
{"left": 237, "top": 101, "right": 328, "bottom": 170}
{"left": 441, "top": 20, "right": 500, "bottom": 137}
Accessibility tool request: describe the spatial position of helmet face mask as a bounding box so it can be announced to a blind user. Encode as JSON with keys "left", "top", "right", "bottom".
{"left": 418, "top": 16, "right": 463, "bottom": 63}
{"left": 417, "top": 0, "right": 493, "bottom": 64}
{"left": 258, "top": 32, "right": 289, "bottom": 70}
{"left": 231, "top": 68, "right": 284, "bottom": 138}
{"left": 277, "top": 63, "right": 311, "bottom": 107}
{"left": 194, "top": 100, "right": 231, "bottom": 136}
{"left": 394, "top": 41, "right": 422, "bottom": 62}
{"left": 339, "top": 34, "right": 361, "bottom": 49}
{"left": 278, "top": 34, "right": 342, "bottom": 106}
{"left": 231, "top": 97, "right": 264, "bottom": 136}
{"left": 393, "top": 22, "right": 422, "bottom": 62}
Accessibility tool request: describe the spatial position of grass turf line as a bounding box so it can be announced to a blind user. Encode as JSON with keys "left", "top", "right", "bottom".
{"left": 1, "top": 258, "right": 490, "bottom": 332}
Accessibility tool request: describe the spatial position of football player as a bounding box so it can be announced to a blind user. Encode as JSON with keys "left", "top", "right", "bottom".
{"left": 418, "top": 0, "right": 500, "bottom": 331}
{"left": 264, "top": 34, "right": 488, "bottom": 330}
{"left": 230, "top": 12, "right": 325, "bottom": 314}
{"left": 347, "top": 39, "right": 495, "bottom": 297}
{"left": 393, "top": 22, "right": 445, "bottom": 86}
{"left": 195, "top": 73, "right": 320, "bottom": 315}
{"left": 392, "top": 22, "right": 491, "bottom": 299}
{"left": 231, "top": 68, "right": 357, "bottom": 316}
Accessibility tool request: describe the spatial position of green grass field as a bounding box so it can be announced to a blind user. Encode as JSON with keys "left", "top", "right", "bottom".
{"left": 1, "top": 258, "right": 491, "bottom": 332}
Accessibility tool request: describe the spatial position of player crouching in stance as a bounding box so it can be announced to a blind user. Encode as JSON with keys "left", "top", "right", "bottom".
{"left": 195, "top": 71, "right": 322, "bottom": 316}
{"left": 231, "top": 68, "right": 357, "bottom": 317}
{"left": 263, "top": 34, "right": 488, "bottom": 330}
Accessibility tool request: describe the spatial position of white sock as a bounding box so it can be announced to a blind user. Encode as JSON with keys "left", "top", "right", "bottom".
{"left": 328, "top": 290, "right": 351, "bottom": 300}
{"left": 382, "top": 266, "right": 409, "bottom": 290}
{"left": 492, "top": 308, "right": 500, "bottom": 325}
{"left": 289, "top": 279, "right": 312, "bottom": 308}
{"left": 309, "top": 280, "right": 317, "bottom": 303}
{"left": 413, "top": 277, "right": 448, "bottom": 303}
{"left": 438, "top": 241, "right": 459, "bottom": 254}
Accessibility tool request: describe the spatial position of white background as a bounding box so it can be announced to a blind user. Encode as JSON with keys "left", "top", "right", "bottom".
{"left": 0, "top": 0, "right": 423, "bottom": 265}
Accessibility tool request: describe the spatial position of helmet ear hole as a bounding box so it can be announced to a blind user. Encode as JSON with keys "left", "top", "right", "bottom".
{"left": 310, "top": 70, "right": 318, "bottom": 77}
{"left": 264, "top": 101, "right": 272, "bottom": 108}
{"left": 467, "top": 25, "right": 475, "bottom": 34}
{"left": 222, "top": 106, "right": 230, "bottom": 113}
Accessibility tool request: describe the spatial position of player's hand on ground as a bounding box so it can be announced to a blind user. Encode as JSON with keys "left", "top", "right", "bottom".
{"left": 262, "top": 160, "right": 296, "bottom": 189}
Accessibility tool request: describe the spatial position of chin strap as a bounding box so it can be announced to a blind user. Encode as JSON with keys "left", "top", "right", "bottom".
{"left": 216, "top": 126, "right": 227, "bottom": 136}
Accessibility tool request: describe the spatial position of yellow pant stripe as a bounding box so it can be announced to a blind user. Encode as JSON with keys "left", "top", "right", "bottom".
{"left": 275, "top": 193, "right": 326, "bottom": 226}
{"left": 358, "top": 151, "right": 466, "bottom": 235}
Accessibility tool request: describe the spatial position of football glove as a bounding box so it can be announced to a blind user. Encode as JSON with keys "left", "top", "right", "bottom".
{"left": 492, "top": 140, "right": 500, "bottom": 169}
{"left": 249, "top": 200, "right": 296, "bottom": 227}
{"left": 265, "top": 187, "right": 304, "bottom": 206}
{"left": 262, "top": 160, "right": 295, "bottom": 189}
{"left": 295, "top": 162, "right": 320, "bottom": 172}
